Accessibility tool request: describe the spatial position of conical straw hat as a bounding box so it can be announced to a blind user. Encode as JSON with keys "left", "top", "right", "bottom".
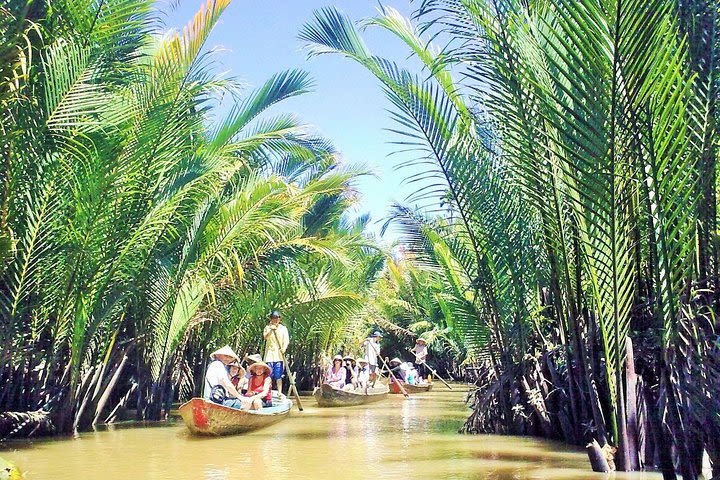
{"left": 248, "top": 361, "right": 272, "bottom": 376}
{"left": 210, "top": 345, "right": 240, "bottom": 362}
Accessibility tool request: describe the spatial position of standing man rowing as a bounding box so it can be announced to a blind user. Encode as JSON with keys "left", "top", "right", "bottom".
{"left": 263, "top": 310, "right": 289, "bottom": 394}
{"left": 362, "top": 330, "right": 383, "bottom": 384}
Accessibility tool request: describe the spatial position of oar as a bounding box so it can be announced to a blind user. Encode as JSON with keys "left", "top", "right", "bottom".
{"left": 407, "top": 349, "right": 453, "bottom": 390}
{"left": 272, "top": 329, "right": 304, "bottom": 411}
{"left": 381, "top": 356, "right": 409, "bottom": 397}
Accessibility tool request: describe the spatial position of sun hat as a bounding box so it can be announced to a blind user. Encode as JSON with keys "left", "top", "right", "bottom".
{"left": 416, "top": 338, "right": 428, "bottom": 344}
{"left": 248, "top": 361, "right": 272, "bottom": 376}
{"left": 270, "top": 310, "right": 282, "bottom": 318}
{"left": 244, "top": 353, "right": 262, "bottom": 364}
{"left": 389, "top": 357, "right": 402, "bottom": 365}
{"left": 332, "top": 354, "right": 343, "bottom": 362}
{"left": 343, "top": 355, "right": 355, "bottom": 361}
{"left": 210, "top": 345, "right": 240, "bottom": 362}
{"left": 371, "top": 330, "right": 383, "bottom": 338}
{"left": 357, "top": 358, "right": 368, "bottom": 364}
{"left": 228, "top": 361, "right": 246, "bottom": 376}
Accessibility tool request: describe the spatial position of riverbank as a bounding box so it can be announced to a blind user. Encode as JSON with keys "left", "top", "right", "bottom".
{"left": 1, "top": 387, "right": 662, "bottom": 479}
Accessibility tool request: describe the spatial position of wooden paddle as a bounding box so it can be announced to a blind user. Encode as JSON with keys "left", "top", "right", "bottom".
{"left": 271, "top": 328, "right": 304, "bottom": 411}
{"left": 406, "top": 348, "right": 453, "bottom": 390}
{"left": 381, "top": 356, "right": 409, "bottom": 397}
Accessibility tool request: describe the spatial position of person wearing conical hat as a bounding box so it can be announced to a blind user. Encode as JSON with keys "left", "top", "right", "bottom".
{"left": 388, "top": 357, "right": 407, "bottom": 384}
{"left": 263, "top": 310, "right": 289, "bottom": 395}
{"left": 412, "top": 337, "right": 429, "bottom": 380}
{"left": 203, "top": 346, "right": 246, "bottom": 409}
{"left": 355, "top": 358, "right": 370, "bottom": 390}
{"left": 244, "top": 361, "right": 274, "bottom": 410}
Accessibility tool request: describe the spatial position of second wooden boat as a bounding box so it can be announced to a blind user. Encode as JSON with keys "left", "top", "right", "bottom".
{"left": 313, "top": 383, "right": 389, "bottom": 407}
{"left": 388, "top": 381, "right": 433, "bottom": 394}
{"left": 178, "top": 395, "right": 292, "bottom": 436}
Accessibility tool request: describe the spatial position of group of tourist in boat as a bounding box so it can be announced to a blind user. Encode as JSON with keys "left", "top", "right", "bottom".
{"left": 322, "top": 331, "right": 432, "bottom": 390}
{"left": 203, "top": 311, "right": 288, "bottom": 410}
{"left": 203, "top": 311, "right": 434, "bottom": 410}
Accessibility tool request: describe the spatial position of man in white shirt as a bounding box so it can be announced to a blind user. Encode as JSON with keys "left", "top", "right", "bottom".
{"left": 362, "top": 331, "right": 383, "bottom": 383}
{"left": 356, "top": 358, "right": 370, "bottom": 389}
{"left": 263, "top": 310, "right": 289, "bottom": 394}
{"left": 203, "top": 346, "right": 246, "bottom": 409}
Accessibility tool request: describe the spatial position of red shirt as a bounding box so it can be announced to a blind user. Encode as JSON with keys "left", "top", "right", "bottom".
{"left": 245, "top": 374, "right": 271, "bottom": 401}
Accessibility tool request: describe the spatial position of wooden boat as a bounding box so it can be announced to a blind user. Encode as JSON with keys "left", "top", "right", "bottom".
{"left": 313, "top": 383, "right": 389, "bottom": 407}
{"left": 178, "top": 395, "right": 292, "bottom": 436}
{"left": 388, "top": 381, "right": 433, "bottom": 394}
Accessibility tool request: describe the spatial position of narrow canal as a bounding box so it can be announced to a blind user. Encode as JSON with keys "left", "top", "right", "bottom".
{"left": 2, "top": 387, "right": 662, "bottom": 479}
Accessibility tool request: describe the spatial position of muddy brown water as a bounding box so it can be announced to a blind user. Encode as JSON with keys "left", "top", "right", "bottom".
{"left": 2, "top": 386, "right": 662, "bottom": 479}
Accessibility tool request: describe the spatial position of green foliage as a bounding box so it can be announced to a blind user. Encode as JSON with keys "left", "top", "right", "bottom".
{"left": 302, "top": 1, "right": 720, "bottom": 477}
{"left": 0, "top": 0, "right": 381, "bottom": 430}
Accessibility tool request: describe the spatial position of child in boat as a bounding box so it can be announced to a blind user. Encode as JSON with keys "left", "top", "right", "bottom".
{"left": 325, "top": 355, "right": 346, "bottom": 389}
{"left": 228, "top": 361, "right": 248, "bottom": 392}
{"left": 244, "top": 361, "right": 273, "bottom": 409}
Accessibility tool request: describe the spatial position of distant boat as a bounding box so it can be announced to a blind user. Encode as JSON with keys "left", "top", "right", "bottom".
{"left": 388, "top": 381, "right": 433, "bottom": 394}
{"left": 178, "top": 395, "right": 292, "bottom": 435}
{"left": 313, "top": 383, "right": 389, "bottom": 407}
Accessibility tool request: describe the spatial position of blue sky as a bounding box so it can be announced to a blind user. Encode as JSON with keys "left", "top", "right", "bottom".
{"left": 158, "top": 0, "right": 433, "bottom": 244}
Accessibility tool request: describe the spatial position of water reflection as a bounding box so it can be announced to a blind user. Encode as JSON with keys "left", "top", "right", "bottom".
{"left": 1, "top": 387, "right": 663, "bottom": 480}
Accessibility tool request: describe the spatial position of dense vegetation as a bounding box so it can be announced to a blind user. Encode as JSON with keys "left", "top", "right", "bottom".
{"left": 2, "top": 0, "right": 719, "bottom": 478}
{"left": 0, "top": 0, "right": 382, "bottom": 435}
{"left": 301, "top": 1, "right": 719, "bottom": 478}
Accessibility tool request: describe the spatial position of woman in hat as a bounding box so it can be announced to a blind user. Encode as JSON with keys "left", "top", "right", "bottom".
{"left": 204, "top": 346, "right": 245, "bottom": 408}
{"left": 412, "top": 337, "right": 429, "bottom": 380}
{"left": 388, "top": 357, "right": 407, "bottom": 384}
{"left": 324, "top": 355, "right": 347, "bottom": 389}
{"left": 244, "top": 361, "right": 273, "bottom": 410}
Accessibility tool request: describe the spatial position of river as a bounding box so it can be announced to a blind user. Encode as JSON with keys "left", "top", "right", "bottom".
{"left": 2, "top": 387, "right": 662, "bottom": 479}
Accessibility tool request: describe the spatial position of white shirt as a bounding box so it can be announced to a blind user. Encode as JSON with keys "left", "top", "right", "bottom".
{"left": 263, "top": 323, "right": 289, "bottom": 362}
{"left": 412, "top": 344, "right": 428, "bottom": 362}
{"left": 203, "top": 360, "right": 229, "bottom": 399}
{"left": 357, "top": 366, "right": 370, "bottom": 384}
{"left": 363, "top": 338, "right": 380, "bottom": 365}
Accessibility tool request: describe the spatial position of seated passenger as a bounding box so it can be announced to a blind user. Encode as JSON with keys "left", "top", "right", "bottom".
{"left": 325, "top": 355, "right": 347, "bottom": 389}
{"left": 356, "top": 358, "right": 370, "bottom": 389}
{"left": 243, "top": 353, "right": 262, "bottom": 380}
{"left": 404, "top": 362, "right": 418, "bottom": 385}
{"left": 244, "top": 361, "right": 273, "bottom": 409}
{"left": 343, "top": 355, "right": 358, "bottom": 387}
{"left": 389, "top": 357, "right": 406, "bottom": 383}
{"left": 229, "top": 361, "right": 248, "bottom": 392}
{"left": 203, "top": 346, "right": 245, "bottom": 409}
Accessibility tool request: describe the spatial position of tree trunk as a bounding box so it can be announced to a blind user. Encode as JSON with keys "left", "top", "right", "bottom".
{"left": 0, "top": 410, "right": 55, "bottom": 438}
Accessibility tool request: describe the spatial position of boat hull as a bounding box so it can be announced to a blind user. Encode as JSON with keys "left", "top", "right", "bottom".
{"left": 313, "top": 383, "right": 389, "bottom": 407}
{"left": 178, "top": 396, "right": 291, "bottom": 436}
{"left": 388, "top": 382, "right": 433, "bottom": 394}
